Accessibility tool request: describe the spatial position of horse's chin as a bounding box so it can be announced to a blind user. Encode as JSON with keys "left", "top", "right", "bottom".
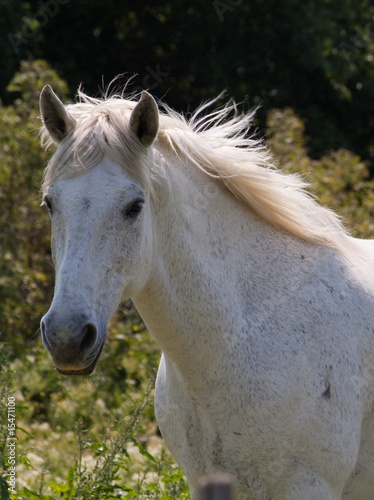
{"left": 56, "top": 342, "right": 104, "bottom": 376}
{"left": 57, "top": 364, "right": 96, "bottom": 376}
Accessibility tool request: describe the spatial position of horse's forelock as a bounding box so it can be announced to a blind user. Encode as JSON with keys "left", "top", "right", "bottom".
{"left": 41, "top": 95, "right": 151, "bottom": 194}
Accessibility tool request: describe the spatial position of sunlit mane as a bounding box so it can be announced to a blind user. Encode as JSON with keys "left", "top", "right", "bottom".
{"left": 41, "top": 89, "right": 355, "bottom": 256}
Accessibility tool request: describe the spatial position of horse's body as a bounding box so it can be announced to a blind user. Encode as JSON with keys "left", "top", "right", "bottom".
{"left": 39, "top": 85, "right": 374, "bottom": 499}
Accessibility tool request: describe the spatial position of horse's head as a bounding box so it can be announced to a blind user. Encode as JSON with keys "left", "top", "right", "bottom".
{"left": 39, "top": 86, "right": 159, "bottom": 375}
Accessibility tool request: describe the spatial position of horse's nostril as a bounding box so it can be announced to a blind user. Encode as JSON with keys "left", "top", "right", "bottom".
{"left": 40, "top": 317, "right": 52, "bottom": 351}
{"left": 79, "top": 323, "right": 97, "bottom": 354}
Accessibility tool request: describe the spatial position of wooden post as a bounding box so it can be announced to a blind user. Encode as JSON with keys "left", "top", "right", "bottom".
{"left": 198, "top": 473, "right": 233, "bottom": 500}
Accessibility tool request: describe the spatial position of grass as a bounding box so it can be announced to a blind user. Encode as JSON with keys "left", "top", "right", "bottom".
{"left": 0, "top": 307, "right": 190, "bottom": 500}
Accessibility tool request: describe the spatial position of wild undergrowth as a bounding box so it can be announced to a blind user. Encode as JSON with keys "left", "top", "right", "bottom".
{"left": 0, "top": 306, "right": 189, "bottom": 500}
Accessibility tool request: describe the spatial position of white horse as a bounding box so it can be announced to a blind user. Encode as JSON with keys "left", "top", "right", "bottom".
{"left": 39, "top": 84, "right": 374, "bottom": 500}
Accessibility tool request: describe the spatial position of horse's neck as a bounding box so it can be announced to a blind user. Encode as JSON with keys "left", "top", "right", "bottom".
{"left": 135, "top": 156, "right": 320, "bottom": 375}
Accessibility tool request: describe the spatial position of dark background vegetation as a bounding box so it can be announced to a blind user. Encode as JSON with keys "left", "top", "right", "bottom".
{"left": 2, "top": 0, "right": 374, "bottom": 159}
{"left": 1, "top": 1, "right": 374, "bottom": 498}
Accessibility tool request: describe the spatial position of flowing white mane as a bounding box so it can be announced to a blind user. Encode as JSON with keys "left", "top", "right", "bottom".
{"left": 41, "top": 90, "right": 354, "bottom": 256}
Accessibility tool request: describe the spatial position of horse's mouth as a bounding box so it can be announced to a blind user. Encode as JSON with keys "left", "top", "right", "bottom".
{"left": 56, "top": 342, "right": 105, "bottom": 376}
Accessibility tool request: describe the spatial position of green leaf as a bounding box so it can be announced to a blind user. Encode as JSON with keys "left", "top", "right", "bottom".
{"left": 47, "top": 481, "right": 70, "bottom": 493}
{"left": 0, "top": 476, "right": 11, "bottom": 500}
{"left": 22, "top": 487, "right": 55, "bottom": 500}
{"left": 16, "top": 425, "right": 32, "bottom": 437}
{"left": 162, "top": 472, "right": 184, "bottom": 483}
{"left": 18, "top": 455, "right": 34, "bottom": 469}
{"left": 131, "top": 439, "right": 156, "bottom": 463}
{"left": 124, "top": 492, "right": 138, "bottom": 498}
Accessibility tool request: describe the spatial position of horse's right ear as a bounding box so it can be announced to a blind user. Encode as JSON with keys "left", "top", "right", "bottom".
{"left": 40, "top": 85, "right": 76, "bottom": 143}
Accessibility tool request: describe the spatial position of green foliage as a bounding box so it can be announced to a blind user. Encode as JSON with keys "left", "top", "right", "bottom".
{"left": 266, "top": 107, "right": 374, "bottom": 238}
{"left": 0, "top": 60, "right": 68, "bottom": 347}
{"left": 0, "top": 320, "right": 189, "bottom": 500}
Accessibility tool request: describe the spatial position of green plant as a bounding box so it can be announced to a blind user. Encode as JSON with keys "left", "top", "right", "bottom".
{"left": 266, "top": 107, "right": 374, "bottom": 238}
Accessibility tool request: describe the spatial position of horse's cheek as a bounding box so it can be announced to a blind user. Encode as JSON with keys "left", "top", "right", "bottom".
{"left": 51, "top": 222, "right": 65, "bottom": 266}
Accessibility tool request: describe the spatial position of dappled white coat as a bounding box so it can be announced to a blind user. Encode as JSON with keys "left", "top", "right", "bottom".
{"left": 39, "top": 86, "right": 374, "bottom": 500}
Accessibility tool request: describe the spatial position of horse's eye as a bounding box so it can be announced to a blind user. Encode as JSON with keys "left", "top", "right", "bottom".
{"left": 124, "top": 199, "right": 144, "bottom": 219}
{"left": 41, "top": 195, "right": 53, "bottom": 215}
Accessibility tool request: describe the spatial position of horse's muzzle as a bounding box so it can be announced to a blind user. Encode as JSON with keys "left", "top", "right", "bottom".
{"left": 40, "top": 311, "right": 105, "bottom": 375}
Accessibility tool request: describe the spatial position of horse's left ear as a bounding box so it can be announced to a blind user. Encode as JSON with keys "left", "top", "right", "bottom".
{"left": 40, "top": 85, "right": 76, "bottom": 143}
{"left": 129, "top": 91, "right": 159, "bottom": 148}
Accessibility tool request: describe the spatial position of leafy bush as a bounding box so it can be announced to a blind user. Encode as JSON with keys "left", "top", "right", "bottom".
{"left": 0, "top": 306, "right": 189, "bottom": 500}
{"left": 0, "top": 60, "right": 68, "bottom": 347}
{"left": 266, "top": 107, "right": 374, "bottom": 238}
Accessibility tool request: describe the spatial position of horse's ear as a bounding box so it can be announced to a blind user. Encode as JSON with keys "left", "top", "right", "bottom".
{"left": 40, "top": 85, "right": 76, "bottom": 143}
{"left": 129, "top": 91, "right": 159, "bottom": 148}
